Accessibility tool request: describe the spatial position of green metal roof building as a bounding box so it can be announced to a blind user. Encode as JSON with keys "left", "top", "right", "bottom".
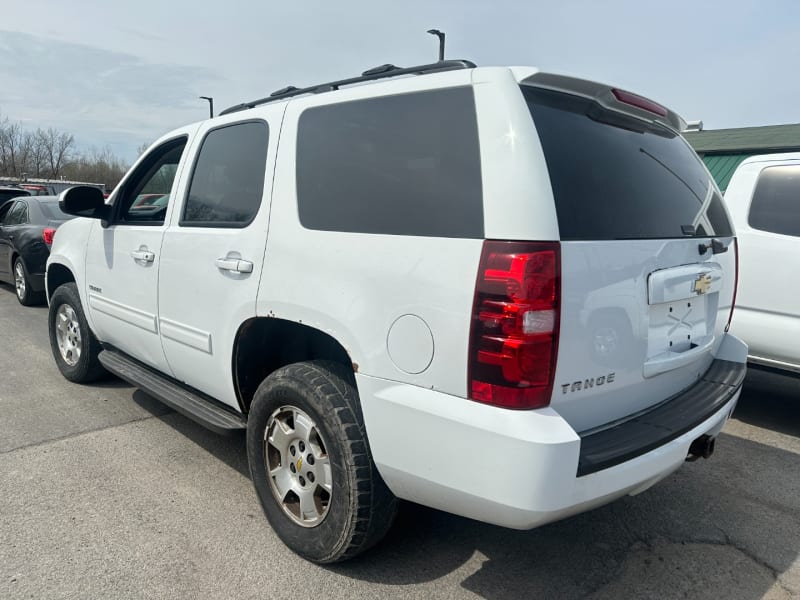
{"left": 683, "top": 123, "right": 800, "bottom": 191}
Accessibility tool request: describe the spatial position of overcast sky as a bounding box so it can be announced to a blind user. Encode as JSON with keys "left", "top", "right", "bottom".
{"left": 2, "top": 0, "right": 798, "bottom": 162}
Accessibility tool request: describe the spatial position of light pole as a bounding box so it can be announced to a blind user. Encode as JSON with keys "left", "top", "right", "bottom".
{"left": 199, "top": 96, "right": 214, "bottom": 118}
{"left": 427, "top": 29, "right": 445, "bottom": 61}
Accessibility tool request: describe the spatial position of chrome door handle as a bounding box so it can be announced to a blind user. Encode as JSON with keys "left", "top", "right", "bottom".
{"left": 131, "top": 250, "right": 155, "bottom": 262}
{"left": 215, "top": 258, "right": 253, "bottom": 273}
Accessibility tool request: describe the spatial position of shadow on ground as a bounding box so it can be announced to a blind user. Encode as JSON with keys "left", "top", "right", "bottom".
{"left": 127, "top": 374, "right": 799, "bottom": 600}
{"left": 734, "top": 366, "right": 800, "bottom": 438}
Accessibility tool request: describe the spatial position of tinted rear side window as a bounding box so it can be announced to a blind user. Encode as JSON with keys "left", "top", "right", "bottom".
{"left": 748, "top": 165, "right": 800, "bottom": 237}
{"left": 182, "top": 121, "right": 269, "bottom": 227}
{"left": 296, "top": 87, "right": 483, "bottom": 238}
{"left": 524, "top": 87, "right": 732, "bottom": 240}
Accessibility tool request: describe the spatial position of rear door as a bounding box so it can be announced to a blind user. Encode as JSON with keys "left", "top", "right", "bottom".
{"left": 522, "top": 83, "right": 737, "bottom": 432}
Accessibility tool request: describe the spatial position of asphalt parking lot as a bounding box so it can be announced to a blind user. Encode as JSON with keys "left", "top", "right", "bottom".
{"left": 1, "top": 284, "right": 798, "bottom": 600}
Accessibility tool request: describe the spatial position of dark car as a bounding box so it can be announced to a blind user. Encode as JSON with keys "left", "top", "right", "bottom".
{"left": 0, "top": 196, "right": 75, "bottom": 305}
{"left": 0, "top": 185, "right": 31, "bottom": 204}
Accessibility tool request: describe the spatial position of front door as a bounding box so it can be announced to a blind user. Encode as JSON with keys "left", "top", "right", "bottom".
{"left": 158, "top": 115, "right": 278, "bottom": 409}
{"left": 84, "top": 132, "right": 195, "bottom": 373}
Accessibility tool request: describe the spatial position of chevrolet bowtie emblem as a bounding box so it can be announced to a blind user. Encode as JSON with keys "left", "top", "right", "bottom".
{"left": 694, "top": 273, "right": 712, "bottom": 295}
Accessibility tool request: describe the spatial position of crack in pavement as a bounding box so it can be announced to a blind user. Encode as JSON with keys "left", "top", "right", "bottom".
{"left": 0, "top": 411, "right": 174, "bottom": 456}
{"left": 712, "top": 526, "right": 794, "bottom": 596}
{"left": 580, "top": 523, "right": 795, "bottom": 599}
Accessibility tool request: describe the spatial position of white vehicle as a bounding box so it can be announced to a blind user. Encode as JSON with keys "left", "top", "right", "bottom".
{"left": 724, "top": 153, "right": 800, "bottom": 373}
{"left": 46, "top": 60, "right": 746, "bottom": 563}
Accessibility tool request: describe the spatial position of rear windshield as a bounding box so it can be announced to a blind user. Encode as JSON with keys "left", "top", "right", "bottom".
{"left": 0, "top": 190, "right": 30, "bottom": 203}
{"left": 524, "top": 87, "right": 732, "bottom": 240}
{"left": 39, "top": 200, "right": 72, "bottom": 221}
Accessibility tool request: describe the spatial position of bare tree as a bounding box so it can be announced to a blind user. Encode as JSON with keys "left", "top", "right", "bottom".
{"left": 0, "top": 114, "right": 128, "bottom": 188}
{"left": 0, "top": 120, "right": 23, "bottom": 177}
{"left": 31, "top": 129, "right": 49, "bottom": 177}
{"left": 42, "top": 127, "right": 75, "bottom": 178}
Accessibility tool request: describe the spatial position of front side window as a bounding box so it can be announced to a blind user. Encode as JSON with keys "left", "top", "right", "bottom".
{"left": 116, "top": 137, "right": 187, "bottom": 225}
{"left": 182, "top": 121, "right": 269, "bottom": 227}
{"left": 748, "top": 165, "right": 800, "bottom": 237}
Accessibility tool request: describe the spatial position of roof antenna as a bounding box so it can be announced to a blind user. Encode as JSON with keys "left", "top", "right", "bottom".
{"left": 199, "top": 96, "right": 214, "bottom": 118}
{"left": 427, "top": 29, "right": 445, "bottom": 61}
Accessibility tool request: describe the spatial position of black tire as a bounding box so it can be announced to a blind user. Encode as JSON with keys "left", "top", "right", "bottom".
{"left": 13, "top": 257, "right": 42, "bottom": 306}
{"left": 247, "top": 360, "right": 397, "bottom": 563}
{"left": 48, "top": 282, "right": 106, "bottom": 383}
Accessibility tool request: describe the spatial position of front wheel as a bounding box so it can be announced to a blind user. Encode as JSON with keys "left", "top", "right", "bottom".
{"left": 246, "top": 360, "right": 397, "bottom": 563}
{"left": 48, "top": 282, "right": 106, "bottom": 382}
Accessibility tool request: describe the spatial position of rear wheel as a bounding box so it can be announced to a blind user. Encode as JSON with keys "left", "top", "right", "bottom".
{"left": 48, "top": 282, "right": 106, "bottom": 382}
{"left": 246, "top": 360, "right": 397, "bottom": 563}
{"left": 13, "top": 257, "right": 41, "bottom": 306}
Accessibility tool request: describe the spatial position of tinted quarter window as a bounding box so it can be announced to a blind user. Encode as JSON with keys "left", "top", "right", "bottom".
{"left": 748, "top": 165, "right": 800, "bottom": 237}
{"left": 524, "top": 87, "right": 732, "bottom": 240}
{"left": 183, "top": 121, "right": 269, "bottom": 227}
{"left": 296, "top": 87, "right": 483, "bottom": 238}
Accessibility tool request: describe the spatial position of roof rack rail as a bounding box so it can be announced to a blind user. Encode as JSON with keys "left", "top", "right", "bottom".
{"left": 219, "top": 59, "right": 476, "bottom": 116}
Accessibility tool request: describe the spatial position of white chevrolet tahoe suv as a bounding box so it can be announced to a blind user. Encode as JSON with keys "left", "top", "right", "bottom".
{"left": 724, "top": 153, "right": 800, "bottom": 373}
{"left": 46, "top": 60, "right": 747, "bottom": 563}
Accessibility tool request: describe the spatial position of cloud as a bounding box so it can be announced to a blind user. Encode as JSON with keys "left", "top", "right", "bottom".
{"left": 0, "top": 30, "right": 221, "bottom": 160}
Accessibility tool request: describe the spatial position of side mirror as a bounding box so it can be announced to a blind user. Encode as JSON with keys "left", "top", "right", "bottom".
{"left": 59, "top": 186, "right": 112, "bottom": 226}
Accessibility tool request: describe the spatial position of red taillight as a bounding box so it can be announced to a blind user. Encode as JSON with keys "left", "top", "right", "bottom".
{"left": 468, "top": 241, "right": 560, "bottom": 410}
{"left": 42, "top": 228, "right": 56, "bottom": 246}
{"left": 611, "top": 88, "right": 668, "bottom": 117}
{"left": 725, "top": 238, "right": 739, "bottom": 332}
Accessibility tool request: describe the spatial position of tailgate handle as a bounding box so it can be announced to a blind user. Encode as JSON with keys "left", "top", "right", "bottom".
{"left": 215, "top": 257, "right": 253, "bottom": 273}
{"left": 643, "top": 336, "right": 715, "bottom": 378}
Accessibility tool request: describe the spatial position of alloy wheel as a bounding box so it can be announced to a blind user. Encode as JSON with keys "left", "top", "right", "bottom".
{"left": 264, "top": 405, "right": 333, "bottom": 527}
{"left": 14, "top": 261, "right": 26, "bottom": 300}
{"left": 55, "top": 304, "right": 82, "bottom": 366}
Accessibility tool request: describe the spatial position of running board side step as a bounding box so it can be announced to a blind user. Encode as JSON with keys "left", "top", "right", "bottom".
{"left": 98, "top": 349, "right": 247, "bottom": 435}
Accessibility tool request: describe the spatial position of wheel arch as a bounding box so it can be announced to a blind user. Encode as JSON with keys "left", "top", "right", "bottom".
{"left": 233, "top": 317, "right": 355, "bottom": 414}
{"left": 46, "top": 262, "right": 76, "bottom": 301}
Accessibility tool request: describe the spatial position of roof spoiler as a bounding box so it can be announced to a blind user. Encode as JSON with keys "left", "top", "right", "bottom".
{"left": 521, "top": 72, "right": 686, "bottom": 133}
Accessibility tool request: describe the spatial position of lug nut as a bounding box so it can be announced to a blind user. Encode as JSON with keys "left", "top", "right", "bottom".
{"left": 306, "top": 454, "right": 315, "bottom": 466}
{"left": 289, "top": 446, "right": 296, "bottom": 456}
{"left": 307, "top": 472, "right": 315, "bottom": 483}
{"left": 290, "top": 463, "right": 296, "bottom": 473}
{"left": 298, "top": 441, "right": 305, "bottom": 452}
{"left": 299, "top": 476, "right": 306, "bottom": 486}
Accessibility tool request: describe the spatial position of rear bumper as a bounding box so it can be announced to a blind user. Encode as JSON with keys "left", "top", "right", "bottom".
{"left": 578, "top": 358, "right": 745, "bottom": 475}
{"left": 358, "top": 336, "right": 746, "bottom": 530}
